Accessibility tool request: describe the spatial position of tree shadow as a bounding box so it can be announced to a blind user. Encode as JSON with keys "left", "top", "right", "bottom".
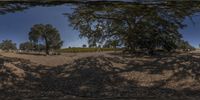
{"left": 123, "top": 53, "right": 200, "bottom": 79}
{"left": 1, "top": 55, "right": 200, "bottom": 99}
{"left": 108, "top": 50, "right": 175, "bottom": 59}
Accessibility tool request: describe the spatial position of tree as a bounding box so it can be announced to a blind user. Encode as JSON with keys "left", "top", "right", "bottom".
{"left": 98, "top": 45, "right": 101, "bottom": 48}
{"left": 0, "top": 3, "right": 29, "bottom": 15}
{"left": 0, "top": 40, "right": 17, "bottom": 51}
{"left": 29, "top": 24, "right": 63, "bottom": 55}
{"left": 37, "top": 44, "right": 46, "bottom": 52}
{"left": 19, "top": 41, "right": 34, "bottom": 51}
{"left": 67, "top": 1, "right": 200, "bottom": 54}
{"left": 89, "top": 42, "right": 97, "bottom": 48}
{"left": 19, "top": 41, "right": 45, "bottom": 52}
{"left": 103, "top": 40, "right": 117, "bottom": 48}
{"left": 82, "top": 44, "right": 87, "bottom": 48}
{"left": 104, "top": 40, "right": 119, "bottom": 48}
{"left": 177, "top": 40, "right": 195, "bottom": 51}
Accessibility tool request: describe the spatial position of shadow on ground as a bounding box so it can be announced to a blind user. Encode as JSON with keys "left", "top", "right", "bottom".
{"left": 0, "top": 52, "right": 200, "bottom": 99}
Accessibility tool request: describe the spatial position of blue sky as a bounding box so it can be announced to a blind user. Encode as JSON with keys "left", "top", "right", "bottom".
{"left": 0, "top": 4, "right": 200, "bottom": 48}
{"left": 0, "top": 4, "right": 87, "bottom": 48}
{"left": 180, "top": 15, "right": 200, "bottom": 48}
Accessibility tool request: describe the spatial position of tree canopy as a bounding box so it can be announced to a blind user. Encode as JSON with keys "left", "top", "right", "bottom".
{"left": 29, "top": 24, "right": 63, "bottom": 54}
{"left": 0, "top": 1, "right": 200, "bottom": 54}
{"left": 67, "top": 1, "right": 200, "bottom": 54}
{"left": 0, "top": 3, "right": 28, "bottom": 15}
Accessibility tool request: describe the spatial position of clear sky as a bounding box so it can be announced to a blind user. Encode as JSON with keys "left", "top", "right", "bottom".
{"left": 0, "top": 4, "right": 88, "bottom": 48}
{"left": 180, "top": 15, "right": 200, "bottom": 48}
{"left": 0, "top": 4, "right": 200, "bottom": 48}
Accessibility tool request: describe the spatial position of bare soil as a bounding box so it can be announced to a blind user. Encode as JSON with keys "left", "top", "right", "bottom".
{"left": 1, "top": 50, "right": 200, "bottom": 99}
{"left": 0, "top": 52, "right": 112, "bottom": 66}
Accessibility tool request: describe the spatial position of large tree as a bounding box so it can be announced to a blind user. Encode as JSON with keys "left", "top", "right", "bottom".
{"left": 67, "top": 1, "right": 200, "bottom": 54}
{"left": 29, "top": 24, "right": 63, "bottom": 55}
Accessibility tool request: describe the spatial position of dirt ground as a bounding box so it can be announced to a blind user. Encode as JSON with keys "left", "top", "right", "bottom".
{"left": 0, "top": 52, "right": 114, "bottom": 66}
{"left": 1, "top": 50, "right": 200, "bottom": 99}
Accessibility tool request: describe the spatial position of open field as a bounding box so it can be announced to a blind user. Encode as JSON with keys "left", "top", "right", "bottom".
{"left": 1, "top": 50, "right": 200, "bottom": 99}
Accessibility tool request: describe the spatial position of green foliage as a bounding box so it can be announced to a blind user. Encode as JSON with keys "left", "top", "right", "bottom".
{"left": 103, "top": 40, "right": 119, "bottom": 48}
{"left": 0, "top": 40, "right": 17, "bottom": 51}
{"left": 177, "top": 40, "right": 195, "bottom": 51}
{"left": 19, "top": 41, "right": 45, "bottom": 51}
{"left": 1, "top": 1, "right": 199, "bottom": 54}
{"left": 29, "top": 24, "right": 63, "bottom": 54}
{"left": 67, "top": 1, "right": 200, "bottom": 53}
{"left": 19, "top": 42, "right": 34, "bottom": 51}
{"left": 0, "top": 3, "right": 29, "bottom": 15}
